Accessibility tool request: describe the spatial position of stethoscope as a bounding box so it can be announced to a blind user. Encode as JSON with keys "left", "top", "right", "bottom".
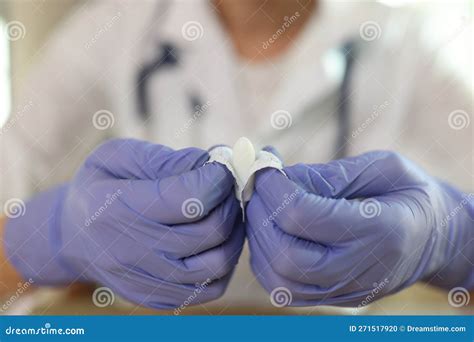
{"left": 135, "top": 3, "right": 357, "bottom": 159}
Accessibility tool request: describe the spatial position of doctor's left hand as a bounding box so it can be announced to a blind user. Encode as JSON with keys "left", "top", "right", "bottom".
{"left": 5, "top": 139, "right": 244, "bottom": 309}
{"left": 246, "top": 151, "right": 473, "bottom": 307}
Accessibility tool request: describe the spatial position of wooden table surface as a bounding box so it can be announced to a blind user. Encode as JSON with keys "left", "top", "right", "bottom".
{"left": 5, "top": 283, "right": 472, "bottom": 315}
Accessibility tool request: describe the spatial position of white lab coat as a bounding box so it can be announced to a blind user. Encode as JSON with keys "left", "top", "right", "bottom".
{"left": 1, "top": 0, "right": 472, "bottom": 310}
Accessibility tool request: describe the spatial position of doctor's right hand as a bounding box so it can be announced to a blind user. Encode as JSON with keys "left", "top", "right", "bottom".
{"left": 246, "top": 151, "right": 473, "bottom": 307}
{"left": 4, "top": 139, "right": 244, "bottom": 309}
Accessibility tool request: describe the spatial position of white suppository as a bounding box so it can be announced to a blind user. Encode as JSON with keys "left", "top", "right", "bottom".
{"left": 231, "top": 137, "right": 256, "bottom": 186}
{"left": 207, "top": 137, "right": 284, "bottom": 219}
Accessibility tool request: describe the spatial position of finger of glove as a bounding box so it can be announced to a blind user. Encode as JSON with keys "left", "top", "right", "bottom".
{"left": 261, "top": 145, "right": 284, "bottom": 162}
{"left": 254, "top": 168, "right": 387, "bottom": 244}
{"left": 248, "top": 244, "right": 334, "bottom": 304}
{"left": 250, "top": 251, "right": 390, "bottom": 307}
{"left": 284, "top": 151, "right": 417, "bottom": 199}
{"left": 107, "top": 193, "right": 239, "bottom": 258}
{"left": 158, "top": 194, "right": 240, "bottom": 258}
{"left": 170, "top": 223, "right": 245, "bottom": 284}
{"left": 248, "top": 242, "right": 381, "bottom": 306}
{"left": 111, "top": 225, "right": 243, "bottom": 287}
{"left": 102, "top": 268, "right": 233, "bottom": 310}
{"left": 83, "top": 138, "right": 208, "bottom": 181}
{"left": 97, "top": 223, "right": 242, "bottom": 293}
{"left": 247, "top": 193, "right": 350, "bottom": 288}
{"left": 116, "top": 163, "right": 234, "bottom": 224}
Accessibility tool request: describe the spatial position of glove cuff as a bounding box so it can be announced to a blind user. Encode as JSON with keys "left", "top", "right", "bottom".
{"left": 422, "top": 189, "right": 474, "bottom": 290}
{"left": 4, "top": 184, "right": 78, "bottom": 285}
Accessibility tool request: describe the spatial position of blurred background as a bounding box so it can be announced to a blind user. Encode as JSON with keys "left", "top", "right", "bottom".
{"left": 0, "top": 0, "right": 472, "bottom": 315}
{"left": 0, "top": 0, "right": 473, "bottom": 127}
{"left": 1, "top": 0, "right": 79, "bottom": 127}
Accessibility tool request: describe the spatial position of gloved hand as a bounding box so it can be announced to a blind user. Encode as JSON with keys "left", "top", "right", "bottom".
{"left": 247, "top": 150, "right": 473, "bottom": 307}
{"left": 5, "top": 139, "right": 244, "bottom": 309}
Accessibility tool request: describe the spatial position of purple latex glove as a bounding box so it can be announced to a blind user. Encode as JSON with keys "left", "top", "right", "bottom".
{"left": 247, "top": 150, "right": 473, "bottom": 307}
{"left": 5, "top": 139, "right": 244, "bottom": 309}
